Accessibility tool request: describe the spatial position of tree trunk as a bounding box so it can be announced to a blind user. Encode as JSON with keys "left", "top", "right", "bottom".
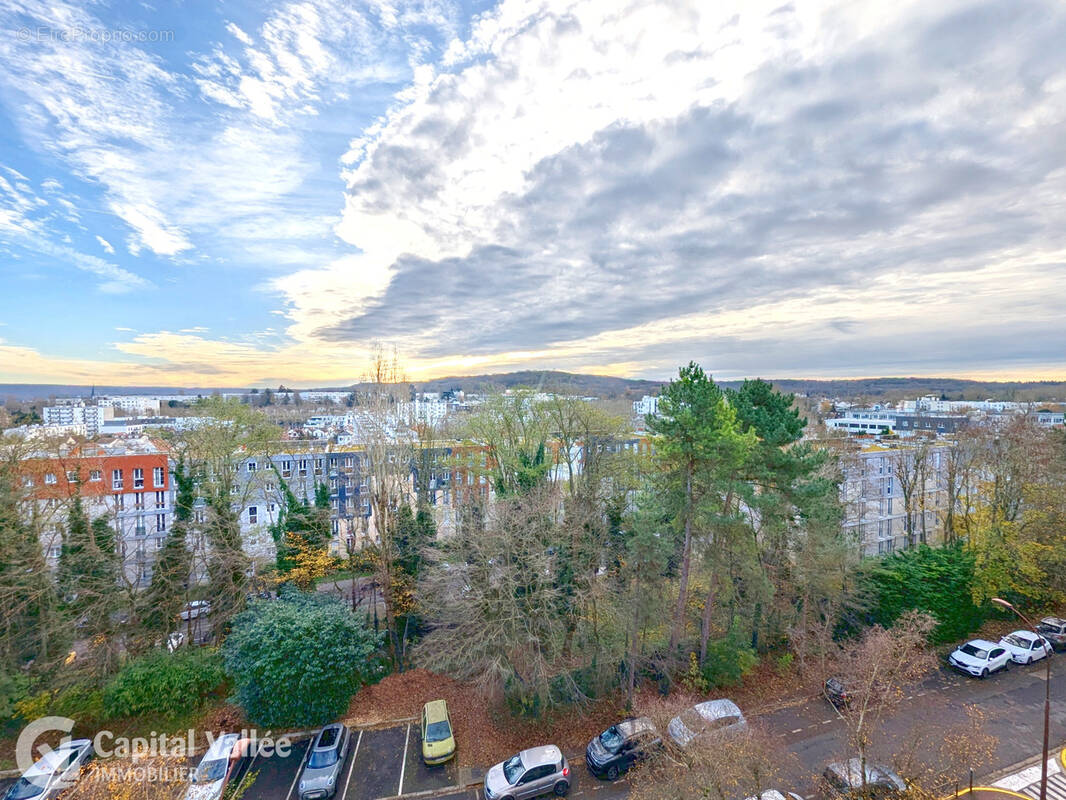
{"left": 699, "top": 574, "right": 717, "bottom": 666}
{"left": 669, "top": 462, "right": 694, "bottom": 653}
{"left": 626, "top": 574, "right": 640, "bottom": 710}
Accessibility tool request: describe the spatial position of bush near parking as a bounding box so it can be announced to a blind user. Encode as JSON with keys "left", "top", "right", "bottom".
{"left": 103, "top": 648, "right": 227, "bottom": 720}
{"left": 861, "top": 544, "right": 985, "bottom": 643}
{"left": 223, "top": 588, "right": 382, "bottom": 728}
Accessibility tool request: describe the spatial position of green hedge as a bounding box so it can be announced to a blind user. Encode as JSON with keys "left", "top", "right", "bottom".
{"left": 103, "top": 648, "right": 226, "bottom": 720}
{"left": 861, "top": 544, "right": 985, "bottom": 643}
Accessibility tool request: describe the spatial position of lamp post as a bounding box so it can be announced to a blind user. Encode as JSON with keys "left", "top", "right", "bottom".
{"left": 992, "top": 597, "right": 1051, "bottom": 800}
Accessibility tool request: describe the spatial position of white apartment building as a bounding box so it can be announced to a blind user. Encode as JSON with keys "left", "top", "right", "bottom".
{"left": 42, "top": 401, "right": 114, "bottom": 436}
{"left": 633, "top": 395, "right": 660, "bottom": 416}
{"left": 839, "top": 441, "right": 952, "bottom": 557}
{"left": 97, "top": 396, "right": 162, "bottom": 415}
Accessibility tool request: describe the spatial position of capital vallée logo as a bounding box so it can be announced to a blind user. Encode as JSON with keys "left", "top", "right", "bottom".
{"left": 15, "top": 715, "right": 77, "bottom": 784}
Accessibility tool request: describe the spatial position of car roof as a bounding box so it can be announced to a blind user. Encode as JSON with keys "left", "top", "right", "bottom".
{"left": 694, "top": 699, "right": 742, "bottom": 719}
{"left": 1041, "top": 617, "right": 1066, "bottom": 626}
{"left": 28, "top": 740, "right": 91, "bottom": 774}
{"left": 203, "top": 733, "right": 240, "bottom": 760}
{"left": 1005, "top": 630, "right": 1038, "bottom": 641}
{"left": 616, "top": 717, "right": 656, "bottom": 738}
{"left": 827, "top": 759, "right": 903, "bottom": 788}
{"left": 520, "top": 745, "right": 562, "bottom": 768}
{"left": 424, "top": 699, "right": 449, "bottom": 723}
{"left": 963, "top": 639, "right": 999, "bottom": 649}
{"left": 314, "top": 723, "right": 344, "bottom": 748}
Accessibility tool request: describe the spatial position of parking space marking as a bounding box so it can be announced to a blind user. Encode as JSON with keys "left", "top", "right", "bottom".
{"left": 286, "top": 738, "right": 312, "bottom": 800}
{"left": 791, "top": 728, "right": 803, "bottom": 734}
{"left": 342, "top": 730, "right": 364, "bottom": 800}
{"left": 398, "top": 723, "right": 411, "bottom": 796}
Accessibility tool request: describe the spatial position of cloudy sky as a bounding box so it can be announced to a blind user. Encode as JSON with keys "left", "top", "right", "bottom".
{"left": 1, "top": 0, "right": 1064, "bottom": 387}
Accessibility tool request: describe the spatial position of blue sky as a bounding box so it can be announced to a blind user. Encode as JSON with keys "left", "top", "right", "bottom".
{"left": 1, "top": 0, "right": 1065, "bottom": 386}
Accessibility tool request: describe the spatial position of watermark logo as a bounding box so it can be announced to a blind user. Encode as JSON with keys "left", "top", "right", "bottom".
{"left": 15, "top": 27, "right": 175, "bottom": 44}
{"left": 15, "top": 715, "right": 77, "bottom": 784}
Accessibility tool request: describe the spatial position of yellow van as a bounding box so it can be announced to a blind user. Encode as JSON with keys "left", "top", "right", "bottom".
{"left": 421, "top": 699, "right": 456, "bottom": 765}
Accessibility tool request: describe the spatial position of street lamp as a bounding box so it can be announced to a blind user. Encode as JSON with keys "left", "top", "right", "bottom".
{"left": 991, "top": 597, "right": 1051, "bottom": 800}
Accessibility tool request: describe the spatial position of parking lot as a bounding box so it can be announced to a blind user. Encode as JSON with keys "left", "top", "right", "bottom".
{"left": 242, "top": 720, "right": 627, "bottom": 800}
{"left": 245, "top": 720, "right": 465, "bottom": 800}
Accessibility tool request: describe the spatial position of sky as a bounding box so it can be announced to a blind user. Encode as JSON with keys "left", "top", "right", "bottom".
{"left": 1, "top": 0, "right": 1065, "bottom": 388}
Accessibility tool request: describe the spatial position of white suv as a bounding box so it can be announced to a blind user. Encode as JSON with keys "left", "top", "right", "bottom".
{"left": 948, "top": 639, "right": 1010, "bottom": 677}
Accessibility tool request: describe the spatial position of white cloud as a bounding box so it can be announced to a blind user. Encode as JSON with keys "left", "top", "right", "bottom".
{"left": 94, "top": 235, "right": 115, "bottom": 254}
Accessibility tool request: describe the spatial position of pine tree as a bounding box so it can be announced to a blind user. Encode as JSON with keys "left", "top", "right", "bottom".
{"left": 141, "top": 460, "right": 194, "bottom": 638}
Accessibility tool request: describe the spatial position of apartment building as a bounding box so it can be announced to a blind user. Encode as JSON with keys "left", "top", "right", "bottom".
{"left": 42, "top": 401, "right": 114, "bottom": 436}
{"left": 839, "top": 441, "right": 952, "bottom": 557}
{"left": 22, "top": 437, "right": 172, "bottom": 587}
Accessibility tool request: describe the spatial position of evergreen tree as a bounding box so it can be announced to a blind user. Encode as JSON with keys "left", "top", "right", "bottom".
{"left": 141, "top": 460, "right": 194, "bottom": 638}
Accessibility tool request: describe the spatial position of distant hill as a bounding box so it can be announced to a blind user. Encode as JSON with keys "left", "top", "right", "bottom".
{"left": 0, "top": 385, "right": 251, "bottom": 402}
{"left": 3, "top": 374, "right": 1064, "bottom": 404}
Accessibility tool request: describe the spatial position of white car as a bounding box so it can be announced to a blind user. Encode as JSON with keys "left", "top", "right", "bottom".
{"left": 999, "top": 630, "right": 1052, "bottom": 665}
{"left": 666, "top": 699, "right": 747, "bottom": 747}
{"left": 948, "top": 639, "right": 1011, "bottom": 678}
{"left": 184, "top": 733, "right": 251, "bottom": 800}
{"left": 2, "top": 738, "right": 92, "bottom": 800}
{"left": 744, "top": 791, "right": 804, "bottom": 800}
{"left": 180, "top": 600, "right": 212, "bottom": 620}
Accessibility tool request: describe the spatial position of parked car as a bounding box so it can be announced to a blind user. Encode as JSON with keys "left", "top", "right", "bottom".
{"left": 947, "top": 639, "right": 1011, "bottom": 678}
{"left": 183, "top": 733, "right": 251, "bottom": 800}
{"left": 3, "top": 739, "right": 92, "bottom": 800}
{"left": 999, "top": 630, "right": 1052, "bottom": 665}
{"left": 1037, "top": 617, "right": 1066, "bottom": 651}
{"left": 484, "top": 745, "right": 571, "bottom": 799}
{"left": 298, "top": 723, "right": 351, "bottom": 800}
{"left": 821, "top": 760, "right": 906, "bottom": 799}
{"left": 667, "top": 699, "right": 747, "bottom": 747}
{"left": 745, "top": 791, "right": 805, "bottom": 800}
{"left": 421, "top": 700, "right": 456, "bottom": 765}
{"left": 586, "top": 717, "right": 660, "bottom": 780}
{"left": 823, "top": 677, "right": 853, "bottom": 709}
{"left": 180, "top": 600, "right": 212, "bottom": 620}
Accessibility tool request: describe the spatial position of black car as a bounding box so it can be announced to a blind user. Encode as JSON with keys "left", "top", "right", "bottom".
{"left": 585, "top": 717, "right": 660, "bottom": 780}
{"left": 823, "top": 677, "right": 852, "bottom": 709}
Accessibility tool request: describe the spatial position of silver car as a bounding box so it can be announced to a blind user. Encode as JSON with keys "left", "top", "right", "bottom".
{"left": 3, "top": 739, "right": 92, "bottom": 800}
{"left": 667, "top": 698, "right": 747, "bottom": 747}
{"left": 298, "top": 723, "right": 351, "bottom": 800}
{"left": 484, "top": 745, "right": 571, "bottom": 799}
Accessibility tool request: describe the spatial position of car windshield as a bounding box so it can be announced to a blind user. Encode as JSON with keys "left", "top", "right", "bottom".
{"left": 503, "top": 755, "right": 524, "bottom": 784}
{"left": 308, "top": 747, "right": 339, "bottom": 769}
{"left": 599, "top": 726, "right": 625, "bottom": 753}
{"left": 960, "top": 643, "right": 988, "bottom": 659}
{"left": 1004, "top": 635, "right": 1029, "bottom": 648}
{"left": 194, "top": 758, "right": 227, "bottom": 783}
{"left": 425, "top": 721, "right": 452, "bottom": 743}
{"left": 1038, "top": 623, "right": 1061, "bottom": 634}
{"left": 5, "top": 777, "right": 47, "bottom": 800}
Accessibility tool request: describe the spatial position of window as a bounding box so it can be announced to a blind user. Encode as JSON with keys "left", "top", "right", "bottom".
{"left": 49, "top": 546, "right": 61, "bottom": 559}
{"left": 247, "top": 461, "right": 257, "bottom": 473}
{"left": 194, "top": 509, "right": 206, "bottom": 524}
{"left": 22, "top": 476, "right": 34, "bottom": 488}
{"left": 299, "top": 459, "right": 308, "bottom": 477}
{"left": 66, "top": 470, "right": 78, "bottom": 483}
{"left": 282, "top": 460, "right": 292, "bottom": 477}
{"left": 45, "top": 472, "right": 57, "bottom": 485}
{"left": 112, "top": 469, "right": 123, "bottom": 490}
{"left": 134, "top": 494, "right": 145, "bottom": 510}
{"left": 155, "top": 491, "right": 166, "bottom": 508}
{"left": 115, "top": 493, "right": 125, "bottom": 510}
{"left": 90, "top": 469, "right": 101, "bottom": 482}
{"left": 153, "top": 466, "right": 165, "bottom": 487}
{"left": 248, "top": 506, "right": 258, "bottom": 524}
{"left": 155, "top": 514, "right": 166, "bottom": 533}
{"left": 133, "top": 468, "right": 144, "bottom": 489}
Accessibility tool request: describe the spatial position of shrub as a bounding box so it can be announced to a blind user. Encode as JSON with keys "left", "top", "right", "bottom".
{"left": 861, "top": 544, "right": 985, "bottom": 643}
{"left": 701, "top": 635, "right": 759, "bottom": 688}
{"left": 104, "top": 648, "right": 226, "bottom": 720}
{"left": 222, "top": 589, "right": 382, "bottom": 728}
{"left": 50, "top": 685, "right": 106, "bottom": 727}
